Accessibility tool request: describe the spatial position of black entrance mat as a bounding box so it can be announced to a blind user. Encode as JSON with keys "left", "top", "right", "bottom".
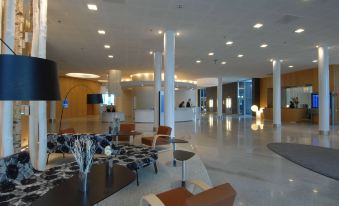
{"left": 267, "top": 143, "right": 339, "bottom": 181}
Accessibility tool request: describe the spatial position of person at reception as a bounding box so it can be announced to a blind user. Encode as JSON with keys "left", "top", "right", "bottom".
{"left": 179, "top": 101, "right": 185, "bottom": 108}
{"left": 186, "top": 99, "right": 191, "bottom": 107}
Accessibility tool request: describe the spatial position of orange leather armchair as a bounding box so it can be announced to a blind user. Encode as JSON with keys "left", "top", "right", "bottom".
{"left": 118, "top": 123, "right": 136, "bottom": 142}
{"left": 141, "top": 126, "right": 172, "bottom": 148}
{"left": 58, "top": 128, "right": 75, "bottom": 134}
{"left": 140, "top": 180, "right": 236, "bottom": 206}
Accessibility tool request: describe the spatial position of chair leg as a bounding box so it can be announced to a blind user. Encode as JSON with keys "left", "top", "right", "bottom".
{"left": 135, "top": 169, "right": 139, "bottom": 186}
{"left": 46, "top": 153, "right": 50, "bottom": 164}
{"left": 154, "top": 162, "right": 158, "bottom": 174}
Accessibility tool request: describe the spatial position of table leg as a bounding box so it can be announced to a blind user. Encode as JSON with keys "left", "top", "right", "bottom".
{"left": 129, "top": 135, "right": 133, "bottom": 145}
{"left": 115, "top": 135, "right": 119, "bottom": 146}
{"left": 181, "top": 160, "right": 186, "bottom": 187}
{"left": 172, "top": 143, "right": 177, "bottom": 166}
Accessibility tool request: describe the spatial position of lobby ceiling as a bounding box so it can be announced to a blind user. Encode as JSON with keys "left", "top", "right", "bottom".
{"left": 47, "top": 0, "right": 339, "bottom": 82}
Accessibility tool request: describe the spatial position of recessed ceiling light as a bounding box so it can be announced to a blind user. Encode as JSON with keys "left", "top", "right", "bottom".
{"left": 288, "top": 65, "right": 294, "bottom": 68}
{"left": 237, "top": 54, "right": 244, "bottom": 58}
{"left": 312, "top": 59, "right": 318, "bottom": 63}
{"left": 108, "top": 55, "right": 114, "bottom": 58}
{"left": 260, "top": 44, "right": 268, "bottom": 48}
{"left": 98, "top": 79, "right": 108, "bottom": 83}
{"left": 104, "top": 45, "right": 110, "bottom": 49}
{"left": 288, "top": 179, "right": 294, "bottom": 182}
{"left": 176, "top": 32, "right": 181, "bottom": 36}
{"left": 226, "top": 41, "right": 233, "bottom": 45}
{"left": 196, "top": 60, "right": 201, "bottom": 63}
{"left": 295, "top": 28, "right": 305, "bottom": 33}
{"left": 66, "top": 73, "right": 100, "bottom": 79}
{"left": 312, "top": 189, "right": 318, "bottom": 193}
{"left": 208, "top": 52, "right": 214, "bottom": 56}
{"left": 253, "top": 23, "right": 263, "bottom": 29}
{"left": 221, "top": 61, "right": 226, "bottom": 65}
{"left": 98, "top": 30, "right": 105, "bottom": 35}
{"left": 87, "top": 4, "right": 98, "bottom": 11}
{"left": 158, "top": 30, "right": 163, "bottom": 34}
{"left": 149, "top": 51, "right": 153, "bottom": 55}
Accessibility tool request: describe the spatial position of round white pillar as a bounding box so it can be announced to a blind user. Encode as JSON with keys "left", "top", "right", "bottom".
{"left": 318, "top": 46, "right": 330, "bottom": 135}
{"left": 217, "top": 77, "right": 223, "bottom": 117}
{"left": 164, "top": 31, "right": 175, "bottom": 137}
{"left": 153, "top": 52, "right": 162, "bottom": 130}
{"left": 272, "top": 59, "right": 281, "bottom": 127}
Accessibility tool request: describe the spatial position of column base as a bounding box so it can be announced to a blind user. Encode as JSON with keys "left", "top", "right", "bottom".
{"left": 319, "top": 130, "right": 330, "bottom": 135}
{"left": 273, "top": 124, "right": 281, "bottom": 128}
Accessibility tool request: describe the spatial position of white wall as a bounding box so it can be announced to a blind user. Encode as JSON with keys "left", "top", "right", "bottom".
{"left": 133, "top": 87, "right": 155, "bottom": 109}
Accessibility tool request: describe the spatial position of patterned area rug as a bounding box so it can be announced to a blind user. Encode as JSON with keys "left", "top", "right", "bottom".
{"left": 48, "top": 145, "right": 211, "bottom": 206}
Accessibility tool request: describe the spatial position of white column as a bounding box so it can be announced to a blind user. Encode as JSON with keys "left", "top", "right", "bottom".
{"left": 318, "top": 46, "right": 330, "bottom": 135}
{"left": 217, "top": 77, "right": 223, "bottom": 117}
{"left": 164, "top": 31, "right": 175, "bottom": 137}
{"left": 272, "top": 59, "right": 281, "bottom": 127}
{"left": 0, "top": 0, "right": 16, "bottom": 157}
{"left": 153, "top": 52, "right": 162, "bottom": 130}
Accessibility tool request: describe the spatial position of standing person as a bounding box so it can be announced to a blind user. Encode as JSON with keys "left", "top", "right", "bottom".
{"left": 186, "top": 99, "right": 191, "bottom": 107}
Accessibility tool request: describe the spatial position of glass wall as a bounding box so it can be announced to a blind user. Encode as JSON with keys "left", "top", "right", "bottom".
{"left": 238, "top": 80, "right": 252, "bottom": 115}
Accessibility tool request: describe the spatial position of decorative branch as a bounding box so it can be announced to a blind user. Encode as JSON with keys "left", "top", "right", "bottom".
{"left": 71, "top": 138, "right": 96, "bottom": 174}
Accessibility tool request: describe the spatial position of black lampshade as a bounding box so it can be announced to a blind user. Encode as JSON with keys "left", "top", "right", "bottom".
{"left": 87, "top": 94, "right": 103, "bottom": 104}
{"left": 0, "top": 54, "right": 60, "bottom": 100}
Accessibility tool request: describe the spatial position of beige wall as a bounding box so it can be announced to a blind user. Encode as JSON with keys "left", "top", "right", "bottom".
{"left": 260, "top": 65, "right": 339, "bottom": 108}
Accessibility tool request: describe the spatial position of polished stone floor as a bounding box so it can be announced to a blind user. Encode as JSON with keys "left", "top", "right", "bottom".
{"left": 55, "top": 113, "right": 339, "bottom": 206}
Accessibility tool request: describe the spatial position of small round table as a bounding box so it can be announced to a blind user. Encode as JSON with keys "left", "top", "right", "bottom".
{"left": 168, "top": 138, "right": 189, "bottom": 166}
{"left": 173, "top": 150, "right": 195, "bottom": 187}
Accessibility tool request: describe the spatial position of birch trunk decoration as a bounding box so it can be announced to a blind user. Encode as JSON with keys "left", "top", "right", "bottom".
{"left": 30, "top": 0, "right": 48, "bottom": 170}
{"left": 29, "top": 0, "right": 40, "bottom": 168}
{"left": 37, "top": 0, "right": 48, "bottom": 171}
{"left": 0, "top": 0, "right": 16, "bottom": 157}
{"left": 12, "top": 0, "right": 25, "bottom": 153}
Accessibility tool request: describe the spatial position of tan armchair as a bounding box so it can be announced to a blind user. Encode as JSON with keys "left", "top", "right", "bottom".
{"left": 117, "top": 123, "right": 135, "bottom": 142}
{"left": 141, "top": 126, "right": 172, "bottom": 148}
{"left": 140, "top": 180, "right": 236, "bottom": 206}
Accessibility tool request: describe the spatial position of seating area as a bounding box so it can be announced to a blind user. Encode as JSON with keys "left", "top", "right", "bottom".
{"left": 3, "top": 0, "right": 339, "bottom": 205}
{"left": 47, "top": 133, "right": 159, "bottom": 185}
{"left": 0, "top": 151, "right": 80, "bottom": 205}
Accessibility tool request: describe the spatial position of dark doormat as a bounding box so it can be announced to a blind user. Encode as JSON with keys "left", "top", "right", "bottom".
{"left": 267, "top": 143, "right": 339, "bottom": 181}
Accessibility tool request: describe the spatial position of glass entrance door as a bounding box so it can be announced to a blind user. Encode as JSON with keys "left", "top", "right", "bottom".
{"left": 238, "top": 80, "right": 252, "bottom": 115}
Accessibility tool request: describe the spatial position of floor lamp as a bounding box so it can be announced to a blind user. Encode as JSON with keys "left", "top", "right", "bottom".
{"left": 58, "top": 85, "right": 103, "bottom": 133}
{"left": 0, "top": 53, "right": 60, "bottom": 157}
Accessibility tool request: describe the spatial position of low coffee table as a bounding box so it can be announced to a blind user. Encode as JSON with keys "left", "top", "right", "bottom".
{"left": 30, "top": 164, "right": 135, "bottom": 206}
{"left": 173, "top": 150, "right": 195, "bottom": 187}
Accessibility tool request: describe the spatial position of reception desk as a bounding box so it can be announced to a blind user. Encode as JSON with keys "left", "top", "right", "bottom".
{"left": 101, "top": 112, "right": 125, "bottom": 122}
{"left": 263, "top": 108, "right": 307, "bottom": 123}
{"left": 134, "top": 107, "right": 200, "bottom": 123}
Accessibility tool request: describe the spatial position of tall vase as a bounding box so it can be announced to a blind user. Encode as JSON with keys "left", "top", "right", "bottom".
{"left": 79, "top": 172, "right": 88, "bottom": 193}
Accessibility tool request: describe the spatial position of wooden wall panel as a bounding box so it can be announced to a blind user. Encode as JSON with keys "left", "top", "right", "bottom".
{"left": 259, "top": 66, "right": 339, "bottom": 108}
{"left": 55, "top": 77, "right": 101, "bottom": 120}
